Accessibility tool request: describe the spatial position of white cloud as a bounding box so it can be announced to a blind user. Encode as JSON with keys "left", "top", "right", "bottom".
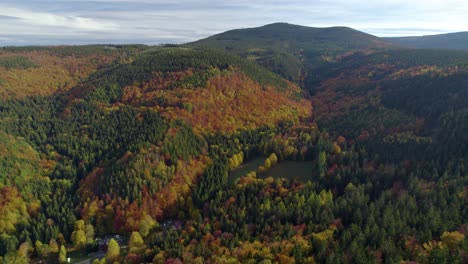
{"left": 0, "top": 5, "right": 118, "bottom": 31}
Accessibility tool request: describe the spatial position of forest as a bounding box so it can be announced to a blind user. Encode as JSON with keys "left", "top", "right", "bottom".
{"left": 0, "top": 25, "right": 467, "bottom": 264}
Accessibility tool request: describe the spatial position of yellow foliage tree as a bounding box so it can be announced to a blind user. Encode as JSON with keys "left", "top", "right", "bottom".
{"left": 139, "top": 214, "right": 157, "bottom": 237}
{"left": 129, "top": 231, "right": 145, "bottom": 254}
{"left": 0, "top": 187, "right": 29, "bottom": 234}
{"left": 106, "top": 238, "right": 120, "bottom": 262}
{"left": 71, "top": 230, "right": 86, "bottom": 249}
{"left": 441, "top": 231, "right": 464, "bottom": 249}
{"left": 58, "top": 245, "right": 67, "bottom": 264}
{"left": 92, "top": 259, "right": 106, "bottom": 264}
{"left": 268, "top": 153, "right": 278, "bottom": 166}
{"left": 85, "top": 224, "right": 95, "bottom": 244}
{"left": 232, "top": 155, "right": 239, "bottom": 168}
{"left": 153, "top": 251, "right": 165, "bottom": 263}
{"left": 422, "top": 240, "right": 444, "bottom": 251}
{"left": 74, "top": 219, "right": 85, "bottom": 231}
{"left": 237, "top": 152, "right": 244, "bottom": 164}
{"left": 312, "top": 227, "right": 336, "bottom": 242}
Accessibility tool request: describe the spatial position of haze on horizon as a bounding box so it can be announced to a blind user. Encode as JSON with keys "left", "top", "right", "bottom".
{"left": 1, "top": 0, "right": 467, "bottom": 46}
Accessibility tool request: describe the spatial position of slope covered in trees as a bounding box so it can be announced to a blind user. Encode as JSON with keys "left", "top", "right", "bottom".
{"left": 0, "top": 45, "right": 146, "bottom": 99}
{"left": 309, "top": 49, "right": 468, "bottom": 139}
{"left": 68, "top": 47, "right": 311, "bottom": 133}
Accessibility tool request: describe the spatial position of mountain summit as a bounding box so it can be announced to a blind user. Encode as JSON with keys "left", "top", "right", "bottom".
{"left": 190, "top": 23, "right": 394, "bottom": 83}
{"left": 192, "top": 22, "right": 391, "bottom": 51}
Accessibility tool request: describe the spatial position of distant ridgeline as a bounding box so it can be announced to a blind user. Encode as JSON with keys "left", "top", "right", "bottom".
{"left": 385, "top": 32, "right": 468, "bottom": 50}
{"left": 0, "top": 25, "right": 467, "bottom": 263}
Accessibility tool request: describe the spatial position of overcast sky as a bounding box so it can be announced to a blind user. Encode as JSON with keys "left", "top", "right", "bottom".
{"left": 1, "top": 0, "right": 467, "bottom": 46}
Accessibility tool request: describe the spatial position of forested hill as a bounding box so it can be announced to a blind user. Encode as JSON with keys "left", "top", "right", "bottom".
{"left": 189, "top": 23, "right": 395, "bottom": 83}
{"left": 385, "top": 32, "right": 468, "bottom": 50}
{"left": 191, "top": 23, "right": 391, "bottom": 52}
{"left": 66, "top": 46, "right": 311, "bottom": 133}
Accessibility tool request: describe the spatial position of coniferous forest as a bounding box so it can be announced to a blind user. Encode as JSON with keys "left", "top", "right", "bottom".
{"left": 0, "top": 24, "right": 467, "bottom": 263}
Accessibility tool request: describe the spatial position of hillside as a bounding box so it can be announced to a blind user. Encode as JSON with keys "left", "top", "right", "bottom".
{"left": 190, "top": 23, "right": 394, "bottom": 84}
{"left": 386, "top": 32, "right": 468, "bottom": 50}
{"left": 66, "top": 46, "right": 311, "bottom": 133}
{"left": 301, "top": 46, "right": 468, "bottom": 157}
{"left": 0, "top": 45, "right": 146, "bottom": 99}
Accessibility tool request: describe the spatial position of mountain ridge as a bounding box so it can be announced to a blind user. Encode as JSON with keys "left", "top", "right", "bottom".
{"left": 191, "top": 22, "right": 392, "bottom": 48}
{"left": 385, "top": 31, "right": 468, "bottom": 50}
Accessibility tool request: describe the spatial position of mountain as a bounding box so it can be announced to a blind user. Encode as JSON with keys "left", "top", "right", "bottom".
{"left": 191, "top": 22, "right": 391, "bottom": 52}
{"left": 385, "top": 32, "right": 468, "bottom": 50}
{"left": 189, "top": 23, "right": 395, "bottom": 84}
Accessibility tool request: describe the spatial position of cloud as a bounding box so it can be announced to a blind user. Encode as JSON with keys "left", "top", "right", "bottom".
{"left": 0, "top": 5, "right": 118, "bottom": 31}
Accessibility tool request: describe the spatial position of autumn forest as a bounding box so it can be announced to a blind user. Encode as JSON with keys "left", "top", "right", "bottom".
{"left": 0, "top": 23, "right": 467, "bottom": 263}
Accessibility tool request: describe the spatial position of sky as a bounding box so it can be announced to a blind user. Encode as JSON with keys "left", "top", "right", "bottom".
{"left": 0, "top": 0, "right": 467, "bottom": 46}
